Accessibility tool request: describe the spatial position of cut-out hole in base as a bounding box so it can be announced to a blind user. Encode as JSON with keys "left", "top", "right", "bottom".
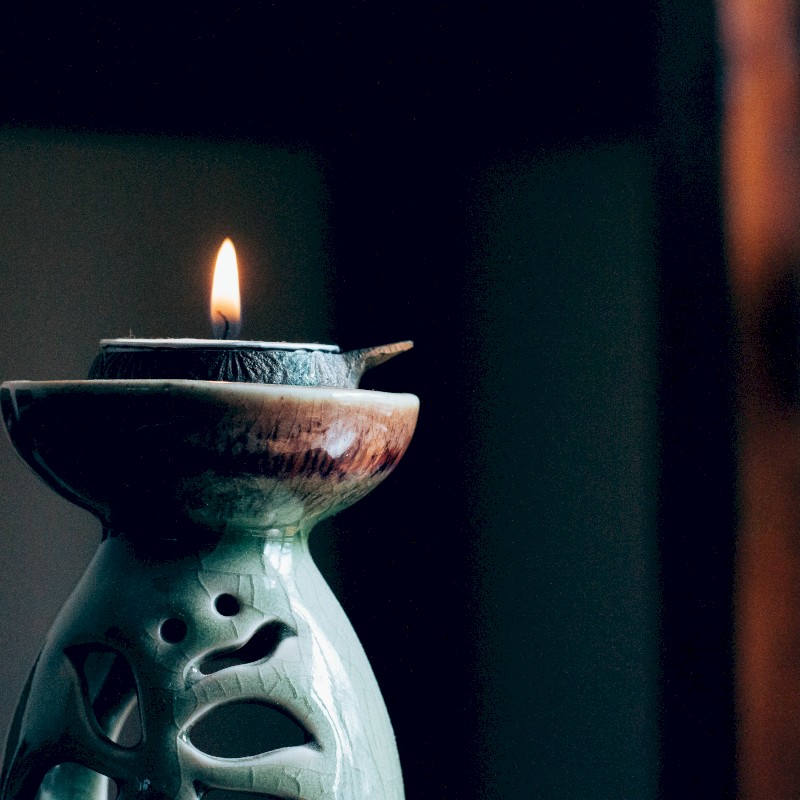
{"left": 65, "top": 645, "right": 143, "bottom": 747}
{"left": 160, "top": 618, "right": 187, "bottom": 643}
{"left": 200, "top": 791, "right": 282, "bottom": 800}
{"left": 115, "top": 695, "right": 142, "bottom": 749}
{"left": 198, "top": 621, "right": 294, "bottom": 675}
{"left": 187, "top": 701, "right": 310, "bottom": 758}
{"left": 36, "top": 763, "right": 119, "bottom": 800}
{"left": 214, "top": 594, "right": 240, "bottom": 617}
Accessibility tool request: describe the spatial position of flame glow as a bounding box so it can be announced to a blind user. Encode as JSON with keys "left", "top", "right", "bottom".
{"left": 210, "top": 238, "right": 241, "bottom": 339}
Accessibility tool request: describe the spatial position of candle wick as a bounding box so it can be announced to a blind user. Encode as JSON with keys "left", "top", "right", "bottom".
{"left": 218, "top": 312, "right": 231, "bottom": 341}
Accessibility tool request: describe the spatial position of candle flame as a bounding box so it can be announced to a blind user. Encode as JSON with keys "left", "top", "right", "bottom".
{"left": 210, "top": 238, "right": 241, "bottom": 339}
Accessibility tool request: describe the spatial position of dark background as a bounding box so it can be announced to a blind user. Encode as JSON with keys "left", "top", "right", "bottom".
{"left": 0, "top": 3, "right": 734, "bottom": 798}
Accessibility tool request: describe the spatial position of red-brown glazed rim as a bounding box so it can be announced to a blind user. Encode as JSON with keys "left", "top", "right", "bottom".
{"left": 0, "top": 380, "right": 419, "bottom": 536}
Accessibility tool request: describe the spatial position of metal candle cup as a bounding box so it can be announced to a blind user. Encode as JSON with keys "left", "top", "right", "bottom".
{"left": 88, "top": 338, "right": 414, "bottom": 388}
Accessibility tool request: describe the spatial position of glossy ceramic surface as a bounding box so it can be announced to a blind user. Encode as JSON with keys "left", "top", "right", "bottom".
{"left": 1, "top": 381, "right": 418, "bottom": 534}
{"left": 0, "top": 381, "right": 418, "bottom": 800}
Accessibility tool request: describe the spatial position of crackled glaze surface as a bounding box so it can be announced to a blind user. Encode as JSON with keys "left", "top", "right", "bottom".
{"left": 1, "top": 381, "right": 418, "bottom": 534}
{"left": 0, "top": 381, "right": 418, "bottom": 800}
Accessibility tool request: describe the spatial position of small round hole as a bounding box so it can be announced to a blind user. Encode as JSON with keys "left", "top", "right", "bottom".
{"left": 214, "top": 594, "right": 240, "bottom": 617}
{"left": 160, "top": 618, "right": 187, "bottom": 643}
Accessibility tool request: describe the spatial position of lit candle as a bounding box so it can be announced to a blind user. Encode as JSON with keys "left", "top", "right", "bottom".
{"left": 210, "top": 238, "right": 242, "bottom": 340}
{"left": 88, "top": 238, "right": 412, "bottom": 388}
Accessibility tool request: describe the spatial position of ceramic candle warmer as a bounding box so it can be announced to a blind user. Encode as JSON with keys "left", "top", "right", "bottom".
{"left": 0, "top": 347, "right": 418, "bottom": 800}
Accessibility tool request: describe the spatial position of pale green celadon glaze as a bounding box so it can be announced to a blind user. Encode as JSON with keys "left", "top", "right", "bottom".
{"left": 0, "top": 381, "right": 419, "bottom": 800}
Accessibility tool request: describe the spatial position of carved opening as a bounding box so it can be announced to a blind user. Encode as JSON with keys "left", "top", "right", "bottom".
{"left": 36, "top": 763, "right": 119, "bottom": 800}
{"left": 116, "top": 692, "right": 143, "bottom": 749}
{"left": 198, "top": 621, "right": 294, "bottom": 675}
{"left": 187, "top": 700, "right": 310, "bottom": 758}
{"left": 160, "top": 617, "right": 188, "bottom": 643}
{"left": 199, "top": 790, "right": 282, "bottom": 800}
{"left": 214, "top": 593, "right": 240, "bottom": 617}
{"left": 65, "top": 645, "right": 143, "bottom": 747}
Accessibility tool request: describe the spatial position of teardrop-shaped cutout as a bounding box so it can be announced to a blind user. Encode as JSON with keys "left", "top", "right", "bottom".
{"left": 65, "top": 644, "right": 143, "bottom": 747}
{"left": 198, "top": 621, "right": 294, "bottom": 675}
{"left": 187, "top": 701, "right": 310, "bottom": 758}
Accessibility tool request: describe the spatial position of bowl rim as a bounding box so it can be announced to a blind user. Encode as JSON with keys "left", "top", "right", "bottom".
{"left": 1, "top": 379, "right": 419, "bottom": 409}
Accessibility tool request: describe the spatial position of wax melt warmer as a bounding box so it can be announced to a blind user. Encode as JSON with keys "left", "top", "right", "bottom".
{"left": 0, "top": 344, "right": 417, "bottom": 800}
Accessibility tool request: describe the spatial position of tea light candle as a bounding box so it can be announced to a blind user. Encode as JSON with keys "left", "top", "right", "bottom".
{"left": 87, "top": 238, "right": 412, "bottom": 388}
